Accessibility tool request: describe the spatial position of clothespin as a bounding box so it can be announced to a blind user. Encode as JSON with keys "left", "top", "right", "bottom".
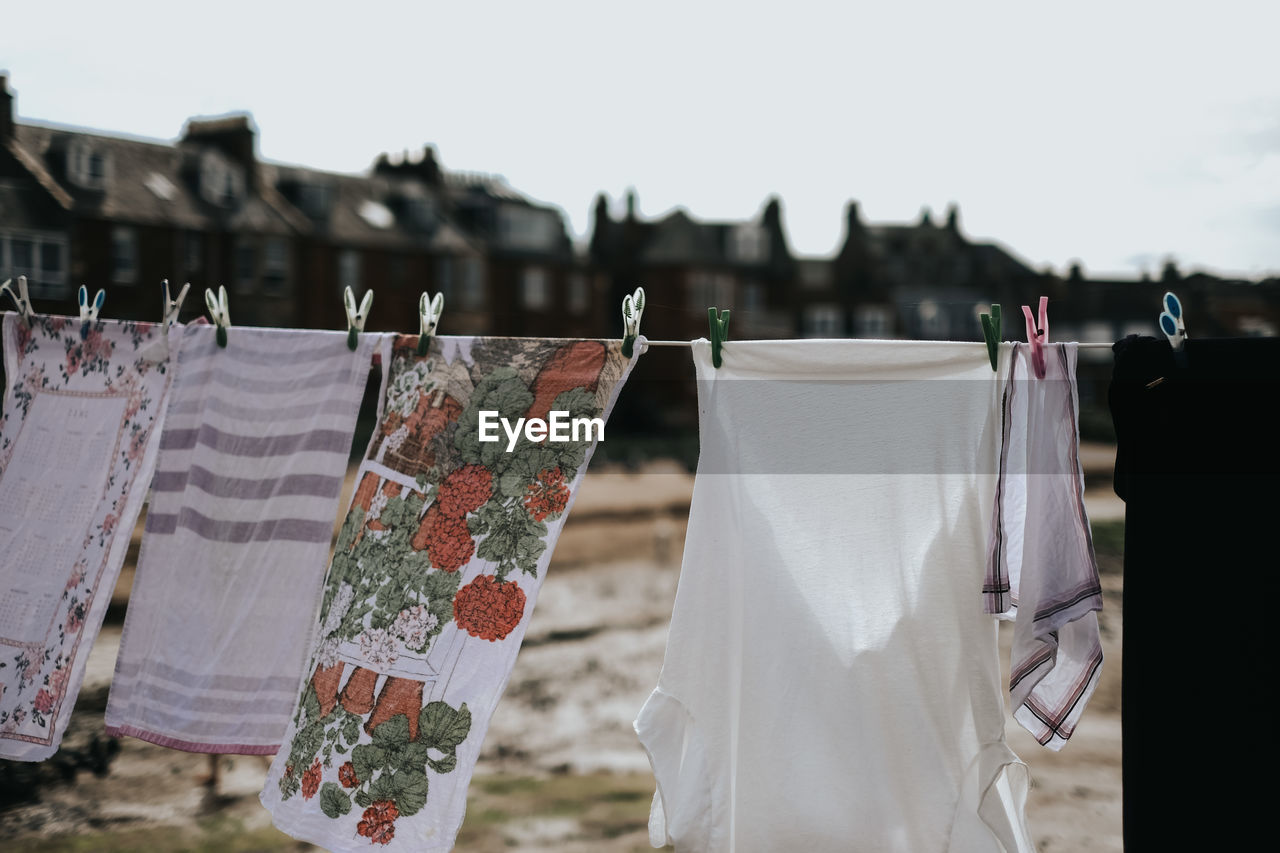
{"left": 416, "top": 291, "right": 444, "bottom": 356}
{"left": 1020, "top": 296, "right": 1049, "bottom": 379}
{"left": 162, "top": 279, "right": 190, "bottom": 331}
{"left": 1159, "top": 291, "right": 1187, "bottom": 353}
{"left": 621, "top": 286, "right": 645, "bottom": 358}
{"left": 344, "top": 286, "right": 374, "bottom": 351}
{"left": 205, "top": 285, "right": 231, "bottom": 348}
{"left": 708, "top": 307, "right": 730, "bottom": 369}
{"left": 979, "top": 304, "right": 1002, "bottom": 372}
{"left": 1, "top": 275, "right": 35, "bottom": 326}
{"left": 78, "top": 285, "right": 106, "bottom": 340}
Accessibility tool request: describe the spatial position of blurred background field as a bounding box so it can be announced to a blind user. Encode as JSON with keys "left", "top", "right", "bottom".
{"left": 1, "top": 445, "right": 1125, "bottom": 852}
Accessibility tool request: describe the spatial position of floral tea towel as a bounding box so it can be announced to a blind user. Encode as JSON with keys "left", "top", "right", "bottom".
{"left": 104, "top": 324, "right": 382, "bottom": 753}
{"left": 261, "top": 335, "right": 640, "bottom": 852}
{"left": 0, "top": 313, "right": 174, "bottom": 761}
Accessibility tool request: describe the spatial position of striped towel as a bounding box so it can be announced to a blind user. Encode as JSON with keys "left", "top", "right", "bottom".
{"left": 104, "top": 324, "right": 386, "bottom": 754}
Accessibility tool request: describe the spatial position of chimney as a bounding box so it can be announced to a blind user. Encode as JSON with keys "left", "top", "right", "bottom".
{"left": 919, "top": 206, "right": 933, "bottom": 227}
{"left": 1, "top": 74, "right": 13, "bottom": 146}
{"left": 946, "top": 203, "right": 960, "bottom": 233}
{"left": 845, "top": 200, "right": 862, "bottom": 233}
{"left": 182, "top": 113, "right": 258, "bottom": 188}
{"left": 625, "top": 188, "right": 637, "bottom": 221}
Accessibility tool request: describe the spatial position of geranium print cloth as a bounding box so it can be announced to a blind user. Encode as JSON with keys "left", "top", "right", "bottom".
{"left": 0, "top": 313, "right": 174, "bottom": 761}
{"left": 104, "top": 325, "right": 381, "bottom": 754}
{"left": 261, "top": 335, "right": 640, "bottom": 852}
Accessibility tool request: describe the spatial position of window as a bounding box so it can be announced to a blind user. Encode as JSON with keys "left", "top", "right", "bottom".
{"left": 800, "top": 262, "right": 832, "bottom": 290}
{"left": 199, "top": 152, "right": 244, "bottom": 206}
{"left": 436, "top": 256, "right": 454, "bottom": 302}
{"left": 455, "top": 256, "right": 486, "bottom": 311}
{"left": 567, "top": 274, "right": 589, "bottom": 315}
{"left": 497, "top": 205, "right": 559, "bottom": 250}
{"left": 112, "top": 226, "right": 138, "bottom": 284}
{"left": 2, "top": 231, "right": 69, "bottom": 299}
{"left": 405, "top": 198, "right": 436, "bottom": 229}
{"left": 358, "top": 199, "right": 395, "bottom": 230}
{"left": 263, "top": 237, "right": 289, "bottom": 295}
{"left": 729, "top": 224, "right": 769, "bottom": 264}
{"left": 803, "top": 304, "right": 843, "bottom": 338}
{"left": 520, "top": 267, "right": 550, "bottom": 311}
{"left": 298, "top": 184, "right": 332, "bottom": 219}
{"left": 67, "top": 140, "right": 109, "bottom": 189}
{"left": 917, "top": 299, "right": 948, "bottom": 339}
{"left": 235, "top": 239, "right": 256, "bottom": 293}
{"left": 687, "top": 271, "right": 735, "bottom": 310}
{"left": 740, "top": 282, "right": 764, "bottom": 312}
{"left": 184, "top": 231, "right": 203, "bottom": 273}
{"left": 854, "top": 305, "right": 892, "bottom": 339}
{"left": 339, "top": 249, "right": 361, "bottom": 293}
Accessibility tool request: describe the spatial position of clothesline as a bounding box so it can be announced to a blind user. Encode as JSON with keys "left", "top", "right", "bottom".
{"left": 641, "top": 339, "right": 1117, "bottom": 348}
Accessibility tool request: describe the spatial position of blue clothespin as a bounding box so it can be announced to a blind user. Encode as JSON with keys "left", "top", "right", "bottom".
{"left": 621, "top": 286, "right": 645, "bottom": 358}
{"left": 78, "top": 285, "right": 105, "bottom": 340}
{"left": 205, "top": 285, "right": 231, "bottom": 348}
{"left": 416, "top": 291, "right": 444, "bottom": 356}
{"left": 1, "top": 275, "right": 35, "bottom": 326}
{"left": 708, "top": 306, "right": 730, "bottom": 369}
{"left": 344, "top": 286, "right": 373, "bottom": 351}
{"left": 1159, "top": 291, "right": 1187, "bottom": 366}
{"left": 979, "top": 304, "right": 1002, "bottom": 371}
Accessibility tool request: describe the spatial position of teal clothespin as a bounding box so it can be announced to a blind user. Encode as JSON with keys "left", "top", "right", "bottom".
{"left": 416, "top": 291, "right": 444, "bottom": 356}
{"left": 979, "top": 303, "right": 1001, "bottom": 371}
{"left": 621, "top": 286, "right": 645, "bottom": 358}
{"left": 708, "top": 306, "right": 730, "bottom": 369}
{"left": 78, "top": 284, "right": 106, "bottom": 340}
{"left": 344, "top": 286, "right": 374, "bottom": 351}
{"left": 205, "top": 285, "right": 230, "bottom": 348}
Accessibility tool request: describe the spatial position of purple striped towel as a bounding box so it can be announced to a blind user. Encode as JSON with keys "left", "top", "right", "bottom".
{"left": 105, "top": 324, "right": 385, "bottom": 754}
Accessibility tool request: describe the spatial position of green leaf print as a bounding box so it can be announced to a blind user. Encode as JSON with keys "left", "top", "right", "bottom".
{"left": 389, "top": 768, "right": 429, "bottom": 816}
{"left": 454, "top": 368, "right": 534, "bottom": 470}
{"left": 419, "top": 701, "right": 472, "bottom": 753}
{"left": 371, "top": 714, "right": 411, "bottom": 750}
{"left": 352, "top": 743, "right": 386, "bottom": 783}
{"left": 319, "top": 782, "right": 352, "bottom": 818}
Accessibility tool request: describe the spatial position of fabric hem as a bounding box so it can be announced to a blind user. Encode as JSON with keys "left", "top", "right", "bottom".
{"left": 105, "top": 723, "right": 279, "bottom": 755}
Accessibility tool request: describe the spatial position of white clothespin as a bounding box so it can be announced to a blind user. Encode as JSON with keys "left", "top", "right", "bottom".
{"left": 162, "top": 279, "right": 190, "bottom": 330}
{"left": 416, "top": 291, "right": 444, "bottom": 356}
{"left": 1, "top": 275, "right": 35, "bottom": 326}
{"left": 344, "top": 286, "right": 374, "bottom": 351}
{"left": 205, "top": 285, "right": 231, "bottom": 348}
{"left": 621, "top": 286, "right": 645, "bottom": 358}
{"left": 78, "top": 285, "right": 106, "bottom": 340}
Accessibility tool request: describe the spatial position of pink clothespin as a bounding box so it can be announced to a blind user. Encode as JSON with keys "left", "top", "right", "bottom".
{"left": 1021, "top": 296, "right": 1048, "bottom": 379}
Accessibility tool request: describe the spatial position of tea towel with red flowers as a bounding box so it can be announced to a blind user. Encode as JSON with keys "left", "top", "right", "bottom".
{"left": 0, "top": 313, "right": 174, "bottom": 761}
{"left": 261, "top": 335, "right": 640, "bottom": 852}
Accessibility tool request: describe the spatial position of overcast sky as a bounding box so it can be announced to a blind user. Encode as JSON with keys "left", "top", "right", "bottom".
{"left": 4, "top": 1, "right": 1278, "bottom": 277}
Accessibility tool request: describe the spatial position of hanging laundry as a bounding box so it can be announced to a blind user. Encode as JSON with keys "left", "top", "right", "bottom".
{"left": 0, "top": 314, "right": 174, "bottom": 762}
{"left": 985, "top": 342, "right": 1103, "bottom": 750}
{"left": 260, "top": 335, "right": 640, "bottom": 852}
{"left": 636, "top": 338, "right": 1100, "bottom": 852}
{"left": 1109, "top": 335, "right": 1279, "bottom": 850}
{"left": 104, "top": 324, "right": 382, "bottom": 754}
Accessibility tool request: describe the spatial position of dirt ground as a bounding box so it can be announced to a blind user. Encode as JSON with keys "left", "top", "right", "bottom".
{"left": 1, "top": 450, "right": 1126, "bottom": 852}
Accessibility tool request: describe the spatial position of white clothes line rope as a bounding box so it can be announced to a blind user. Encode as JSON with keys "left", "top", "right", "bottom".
{"left": 640, "top": 339, "right": 1116, "bottom": 349}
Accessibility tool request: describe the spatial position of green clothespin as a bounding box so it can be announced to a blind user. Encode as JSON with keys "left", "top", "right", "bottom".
{"left": 344, "top": 286, "right": 374, "bottom": 351}
{"left": 621, "top": 286, "right": 645, "bottom": 358}
{"left": 416, "top": 291, "right": 444, "bottom": 356}
{"left": 979, "top": 303, "right": 1002, "bottom": 371}
{"left": 708, "top": 306, "right": 730, "bottom": 369}
{"left": 205, "top": 285, "right": 230, "bottom": 348}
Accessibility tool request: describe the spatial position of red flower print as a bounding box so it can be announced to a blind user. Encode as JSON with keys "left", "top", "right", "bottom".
{"left": 437, "top": 464, "right": 493, "bottom": 518}
{"left": 357, "top": 800, "right": 399, "bottom": 845}
{"left": 128, "top": 430, "right": 147, "bottom": 463}
{"left": 65, "top": 347, "right": 82, "bottom": 376}
{"left": 48, "top": 665, "right": 71, "bottom": 699}
{"left": 101, "top": 514, "right": 117, "bottom": 536}
{"left": 301, "top": 758, "right": 323, "bottom": 799}
{"left": 427, "top": 514, "right": 474, "bottom": 572}
{"left": 454, "top": 575, "right": 527, "bottom": 641}
{"left": 34, "top": 688, "right": 56, "bottom": 715}
{"left": 83, "top": 330, "right": 113, "bottom": 361}
{"left": 64, "top": 603, "right": 85, "bottom": 636}
{"left": 523, "top": 467, "right": 570, "bottom": 522}
{"left": 339, "top": 761, "right": 358, "bottom": 788}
